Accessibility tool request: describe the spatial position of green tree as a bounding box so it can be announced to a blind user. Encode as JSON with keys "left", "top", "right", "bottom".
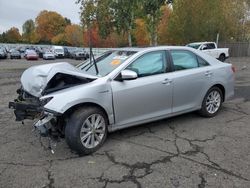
{"left": 22, "top": 19, "right": 35, "bottom": 43}
{"left": 77, "top": 0, "right": 139, "bottom": 46}
{"left": 64, "top": 17, "right": 72, "bottom": 25}
{"left": 167, "top": 0, "right": 249, "bottom": 44}
{"left": 0, "top": 32, "right": 7, "bottom": 43}
{"left": 109, "top": 0, "right": 140, "bottom": 46}
{"left": 141, "top": 0, "right": 166, "bottom": 46}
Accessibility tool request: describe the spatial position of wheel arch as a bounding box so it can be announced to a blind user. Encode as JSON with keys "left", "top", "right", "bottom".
{"left": 62, "top": 102, "right": 111, "bottom": 125}
{"left": 220, "top": 53, "right": 225, "bottom": 57}
{"left": 209, "top": 84, "right": 225, "bottom": 102}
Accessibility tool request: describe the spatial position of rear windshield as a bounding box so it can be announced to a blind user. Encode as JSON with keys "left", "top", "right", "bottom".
{"left": 187, "top": 44, "right": 201, "bottom": 49}
{"left": 77, "top": 50, "right": 137, "bottom": 77}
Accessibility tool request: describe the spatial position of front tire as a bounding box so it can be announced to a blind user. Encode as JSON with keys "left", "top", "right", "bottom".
{"left": 65, "top": 107, "right": 108, "bottom": 155}
{"left": 198, "top": 87, "right": 223, "bottom": 117}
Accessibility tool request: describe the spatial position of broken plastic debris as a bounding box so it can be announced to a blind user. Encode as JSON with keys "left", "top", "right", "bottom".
{"left": 88, "top": 161, "right": 95, "bottom": 164}
{"left": 241, "top": 66, "right": 247, "bottom": 70}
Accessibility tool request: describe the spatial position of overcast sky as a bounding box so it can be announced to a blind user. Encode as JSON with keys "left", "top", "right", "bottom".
{"left": 0, "top": 0, "right": 81, "bottom": 34}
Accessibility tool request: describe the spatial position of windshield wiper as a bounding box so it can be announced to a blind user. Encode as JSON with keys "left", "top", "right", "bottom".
{"left": 89, "top": 47, "right": 99, "bottom": 75}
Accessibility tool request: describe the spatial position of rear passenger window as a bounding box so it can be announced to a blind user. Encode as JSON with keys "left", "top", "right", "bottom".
{"left": 207, "top": 43, "right": 216, "bottom": 49}
{"left": 170, "top": 50, "right": 198, "bottom": 71}
{"left": 197, "top": 56, "right": 210, "bottom": 67}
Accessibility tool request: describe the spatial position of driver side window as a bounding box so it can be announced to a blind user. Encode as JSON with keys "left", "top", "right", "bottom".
{"left": 126, "top": 51, "right": 167, "bottom": 77}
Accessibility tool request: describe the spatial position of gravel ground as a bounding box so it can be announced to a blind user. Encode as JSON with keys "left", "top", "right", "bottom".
{"left": 0, "top": 57, "right": 250, "bottom": 188}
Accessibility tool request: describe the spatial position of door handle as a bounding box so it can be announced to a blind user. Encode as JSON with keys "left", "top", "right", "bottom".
{"left": 162, "top": 78, "right": 172, "bottom": 85}
{"left": 205, "top": 71, "right": 212, "bottom": 77}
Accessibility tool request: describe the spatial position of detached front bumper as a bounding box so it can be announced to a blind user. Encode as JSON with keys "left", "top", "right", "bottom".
{"left": 9, "top": 100, "right": 42, "bottom": 121}
{"left": 9, "top": 100, "right": 62, "bottom": 137}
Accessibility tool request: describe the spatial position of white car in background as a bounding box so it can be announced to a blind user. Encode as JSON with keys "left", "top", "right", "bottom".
{"left": 51, "top": 46, "right": 64, "bottom": 58}
{"left": 43, "top": 51, "right": 56, "bottom": 60}
{"left": 187, "top": 42, "right": 229, "bottom": 62}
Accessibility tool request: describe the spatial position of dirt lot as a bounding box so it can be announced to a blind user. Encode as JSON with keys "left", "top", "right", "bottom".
{"left": 0, "top": 57, "right": 250, "bottom": 188}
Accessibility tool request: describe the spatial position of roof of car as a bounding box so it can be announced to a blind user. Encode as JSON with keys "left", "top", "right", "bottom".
{"left": 113, "top": 46, "right": 195, "bottom": 52}
{"left": 188, "top": 42, "right": 215, "bottom": 45}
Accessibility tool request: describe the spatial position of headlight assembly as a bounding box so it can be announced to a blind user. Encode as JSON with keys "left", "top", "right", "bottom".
{"left": 40, "top": 97, "right": 53, "bottom": 106}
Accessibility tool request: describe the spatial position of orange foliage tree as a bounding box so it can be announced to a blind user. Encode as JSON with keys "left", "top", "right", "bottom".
{"left": 65, "top": 24, "right": 83, "bottom": 46}
{"left": 158, "top": 6, "right": 172, "bottom": 45}
{"left": 36, "top": 10, "right": 67, "bottom": 43}
{"left": 133, "top": 19, "right": 150, "bottom": 46}
{"left": 5, "top": 27, "right": 21, "bottom": 43}
{"left": 83, "top": 22, "right": 100, "bottom": 47}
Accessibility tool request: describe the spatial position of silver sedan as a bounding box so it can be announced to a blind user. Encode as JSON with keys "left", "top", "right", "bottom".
{"left": 9, "top": 46, "right": 235, "bottom": 154}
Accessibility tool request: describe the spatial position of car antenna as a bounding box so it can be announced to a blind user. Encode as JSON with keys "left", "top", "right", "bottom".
{"left": 88, "top": 25, "right": 99, "bottom": 75}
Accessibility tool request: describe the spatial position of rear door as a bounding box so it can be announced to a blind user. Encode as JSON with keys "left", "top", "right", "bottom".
{"left": 111, "top": 50, "right": 173, "bottom": 127}
{"left": 169, "top": 50, "right": 213, "bottom": 113}
{"left": 202, "top": 43, "right": 217, "bottom": 58}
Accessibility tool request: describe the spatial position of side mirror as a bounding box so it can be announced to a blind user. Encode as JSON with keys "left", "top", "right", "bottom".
{"left": 120, "top": 70, "right": 138, "bottom": 80}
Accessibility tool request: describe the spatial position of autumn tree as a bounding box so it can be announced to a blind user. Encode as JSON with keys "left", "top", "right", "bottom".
{"left": 133, "top": 19, "right": 150, "bottom": 46}
{"left": 5, "top": 27, "right": 21, "bottom": 43}
{"left": 36, "top": 10, "right": 67, "bottom": 43}
{"left": 52, "top": 33, "right": 67, "bottom": 45}
{"left": 78, "top": 0, "right": 140, "bottom": 46}
{"left": 158, "top": 6, "right": 171, "bottom": 45}
{"left": 65, "top": 24, "right": 83, "bottom": 46}
{"left": 83, "top": 22, "right": 101, "bottom": 47}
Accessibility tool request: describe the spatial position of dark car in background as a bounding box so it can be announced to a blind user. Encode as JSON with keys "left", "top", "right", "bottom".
{"left": 68, "top": 47, "right": 78, "bottom": 59}
{"left": 36, "top": 48, "right": 44, "bottom": 58}
{"left": 63, "top": 47, "right": 71, "bottom": 58}
{"left": 0, "top": 48, "right": 7, "bottom": 59}
{"left": 10, "top": 50, "right": 21, "bottom": 59}
{"left": 72, "top": 48, "right": 89, "bottom": 60}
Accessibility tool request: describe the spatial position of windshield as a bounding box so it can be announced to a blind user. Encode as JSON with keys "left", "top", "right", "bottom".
{"left": 187, "top": 44, "right": 201, "bottom": 49}
{"left": 77, "top": 50, "right": 137, "bottom": 77}
{"left": 55, "top": 49, "right": 63, "bottom": 53}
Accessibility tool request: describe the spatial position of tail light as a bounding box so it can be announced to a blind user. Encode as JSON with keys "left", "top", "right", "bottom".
{"left": 231, "top": 65, "right": 236, "bottom": 73}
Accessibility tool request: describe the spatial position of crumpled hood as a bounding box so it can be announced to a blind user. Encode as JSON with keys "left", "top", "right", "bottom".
{"left": 21, "top": 62, "right": 97, "bottom": 97}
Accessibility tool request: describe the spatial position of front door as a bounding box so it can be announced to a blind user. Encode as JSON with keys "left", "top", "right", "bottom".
{"left": 111, "top": 50, "right": 173, "bottom": 127}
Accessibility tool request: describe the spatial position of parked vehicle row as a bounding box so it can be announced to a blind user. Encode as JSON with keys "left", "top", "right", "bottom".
{"left": 0, "top": 45, "right": 90, "bottom": 61}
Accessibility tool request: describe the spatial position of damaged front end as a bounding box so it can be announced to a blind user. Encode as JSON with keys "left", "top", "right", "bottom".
{"left": 9, "top": 87, "right": 62, "bottom": 138}
{"left": 9, "top": 87, "right": 43, "bottom": 121}
{"left": 9, "top": 62, "right": 96, "bottom": 144}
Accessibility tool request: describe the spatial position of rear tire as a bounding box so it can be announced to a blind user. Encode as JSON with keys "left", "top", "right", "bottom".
{"left": 65, "top": 106, "right": 108, "bottom": 155}
{"left": 198, "top": 87, "right": 223, "bottom": 117}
